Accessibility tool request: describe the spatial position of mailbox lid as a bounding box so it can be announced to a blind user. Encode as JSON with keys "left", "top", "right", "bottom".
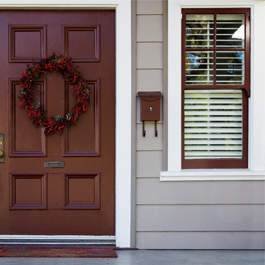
{"left": 138, "top": 91, "right": 162, "bottom": 101}
{"left": 138, "top": 92, "right": 162, "bottom": 121}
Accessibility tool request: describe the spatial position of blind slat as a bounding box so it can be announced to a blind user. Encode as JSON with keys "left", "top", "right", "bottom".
{"left": 185, "top": 128, "right": 242, "bottom": 133}
{"left": 185, "top": 146, "right": 242, "bottom": 151}
{"left": 185, "top": 99, "right": 241, "bottom": 104}
{"left": 185, "top": 89, "right": 241, "bottom": 93}
{"left": 185, "top": 105, "right": 242, "bottom": 110}
{"left": 185, "top": 116, "right": 242, "bottom": 121}
{"left": 185, "top": 134, "right": 242, "bottom": 139}
{"left": 185, "top": 140, "right": 242, "bottom": 144}
{"left": 186, "top": 151, "right": 242, "bottom": 156}
{"left": 185, "top": 122, "right": 242, "bottom": 127}
{"left": 185, "top": 111, "right": 242, "bottom": 116}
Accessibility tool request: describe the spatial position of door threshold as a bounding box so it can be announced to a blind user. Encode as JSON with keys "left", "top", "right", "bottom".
{"left": 0, "top": 235, "right": 116, "bottom": 245}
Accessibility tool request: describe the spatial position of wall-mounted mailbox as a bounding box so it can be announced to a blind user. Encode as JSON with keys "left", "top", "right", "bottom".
{"left": 138, "top": 91, "right": 162, "bottom": 137}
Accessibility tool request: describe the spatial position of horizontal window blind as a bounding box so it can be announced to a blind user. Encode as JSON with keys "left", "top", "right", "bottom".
{"left": 184, "top": 89, "right": 243, "bottom": 159}
{"left": 216, "top": 14, "right": 245, "bottom": 48}
{"left": 185, "top": 13, "right": 245, "bottom": 86}
{"left": 216, "top": 51, "right": 244, "bottom": 85}
{"left": 186, "top": 14, "right": 214, "bottom": 49}
{"left": 186, "top": 52, "right": 213, "bottom": 85}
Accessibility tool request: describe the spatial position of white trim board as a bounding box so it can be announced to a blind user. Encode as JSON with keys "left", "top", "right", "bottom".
{"left": 166, "top": 0, "right": 265, "bottom": 180}
{"left": 161, "top": 170, "right": 265, "bottom": 181}
{"left": 0, "top": 1, "right": 132, "bottom": 248}
{"left": 0, "top": 235, "right": 116, "bottom": 245}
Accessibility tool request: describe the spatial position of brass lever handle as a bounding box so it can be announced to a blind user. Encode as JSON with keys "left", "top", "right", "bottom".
{"left": 0, "top": 151, "right": 3, "bottom": 158}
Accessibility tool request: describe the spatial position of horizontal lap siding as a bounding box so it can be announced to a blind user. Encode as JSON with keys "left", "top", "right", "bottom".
{"left": 135, "top": 0, "right": 265, "bottom": 249}
{"left": 136, "top": 232, "right": 265, "bottom": 249}
{"left": 137, "top": 70, "right": 163, "bottom": 92}
{"left": 136, "top": 0, "right": 166, "bottom": 249}
{"left": 136, "top": 125, "right": 163, "bottom": 151}
{"left": 136, "top": 179, "right": 265, "bottom": 205}
{"left": 136, "top": 0, "right": 164, "bottom": 184}
{"left": 136, "top": 205, "right": 265, "bottom": 231}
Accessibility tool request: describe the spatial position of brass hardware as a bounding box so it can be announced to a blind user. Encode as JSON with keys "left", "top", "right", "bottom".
{"left": 0, "top": 134, "right": 4, "bottom": 163}
{"left": 44, "top": 161, "right": 65, "bottom": 168}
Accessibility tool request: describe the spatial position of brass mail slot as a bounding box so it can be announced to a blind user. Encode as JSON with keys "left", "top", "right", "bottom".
{"left": 44, "top": 161, "right": 65, "bottom": 168}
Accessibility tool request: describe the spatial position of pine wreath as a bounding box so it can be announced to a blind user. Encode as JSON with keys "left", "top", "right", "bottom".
{"left": 18, "top": 53, "right": 90, "bottom": 136}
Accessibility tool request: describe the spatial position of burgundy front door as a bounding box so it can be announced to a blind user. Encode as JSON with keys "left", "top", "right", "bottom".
{"left": 0, "top": 10, "right": 115, "bottom": 235}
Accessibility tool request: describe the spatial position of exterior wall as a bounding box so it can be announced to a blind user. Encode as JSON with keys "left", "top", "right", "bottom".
{"left": 135, "top": 0, "right": 265, "bottom": 249}
{"left": 135, "top": 0, "right": 164, "bottom": 247}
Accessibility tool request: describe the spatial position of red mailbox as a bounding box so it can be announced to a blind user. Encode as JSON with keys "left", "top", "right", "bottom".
{"left": 138, "top": 91, "right": 162, "bottom": 137}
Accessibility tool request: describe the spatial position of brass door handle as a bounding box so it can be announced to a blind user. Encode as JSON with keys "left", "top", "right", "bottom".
{"left": 0, "top": 151, "right": 3, "bottom": 157}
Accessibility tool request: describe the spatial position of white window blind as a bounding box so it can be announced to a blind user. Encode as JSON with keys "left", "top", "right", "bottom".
{"left": 186, "top": 14, "right": 214, "bottom": 49}
{"left": 185, "top": 14, "right": 245, "bottom": 85}
{"left": 186, "top": 52, "right": 213, "bottom": 85}
{"left": 184, "top": 89, "right": 243, "bottom": 159}
{"left": 216, "top": 14, "right": 245, "bottom": 48}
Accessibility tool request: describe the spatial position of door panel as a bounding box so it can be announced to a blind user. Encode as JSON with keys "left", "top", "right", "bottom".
{"left": 9, "top": 78, "right": 46, "bottom": 156}
{"left": 0, "top": 10, "right": 115, "bottom": 235}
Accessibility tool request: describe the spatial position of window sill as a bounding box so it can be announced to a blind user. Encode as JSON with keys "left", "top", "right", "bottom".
{"left": 160, "top": 169, "right": 265, "bottom": 181}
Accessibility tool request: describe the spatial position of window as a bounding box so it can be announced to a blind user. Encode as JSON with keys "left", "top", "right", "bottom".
{"left": 182, "top": 9, "right": 250, "bottom": 169}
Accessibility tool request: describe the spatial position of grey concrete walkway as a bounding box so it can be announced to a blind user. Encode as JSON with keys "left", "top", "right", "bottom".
{"left": 0, "top": 250, "right": 264, "bottom": 265}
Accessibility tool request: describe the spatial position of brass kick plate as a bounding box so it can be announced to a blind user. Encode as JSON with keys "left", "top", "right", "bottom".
{"left": 0, "top": 134, "right": 4, "bottom": 163}
{"left": 44, "top": 161, "right": 65, "bottom": 168}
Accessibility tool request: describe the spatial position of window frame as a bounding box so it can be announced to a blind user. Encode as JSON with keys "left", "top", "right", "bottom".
{"left": 161, "top": 0, "right": 265, "bottom": 181}
{"left": 181, "top": 8, "right": 250, "bottom": 169}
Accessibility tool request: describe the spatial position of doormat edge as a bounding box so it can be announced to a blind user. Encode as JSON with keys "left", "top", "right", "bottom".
{"left": 0, "top": 247, "right": 118, "bottom": 258}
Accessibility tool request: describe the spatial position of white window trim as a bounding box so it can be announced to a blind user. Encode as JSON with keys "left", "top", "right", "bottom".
{"left": 161, "top": 0, "right": 265, "bottom": 181}
{"left": 0, "top": 0, "right": 132, "bottom": 248}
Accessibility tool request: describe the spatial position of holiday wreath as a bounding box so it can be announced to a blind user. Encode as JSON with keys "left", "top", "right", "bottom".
{"left": 18, "top": 53, "right": 90, "bottom": 136}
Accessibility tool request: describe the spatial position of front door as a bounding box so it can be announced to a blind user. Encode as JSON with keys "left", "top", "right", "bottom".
{"left": 0, "top": 10, "right": 115, "bottom": 235}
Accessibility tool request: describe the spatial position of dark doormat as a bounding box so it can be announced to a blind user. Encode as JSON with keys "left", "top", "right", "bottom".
{"left": 0, "top": 247, "right": 118, "bottom": 258}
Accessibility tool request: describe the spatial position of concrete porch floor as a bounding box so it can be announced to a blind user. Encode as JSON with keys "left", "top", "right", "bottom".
{"left": 0, "top": 250, "right": 264, "bottom": 265}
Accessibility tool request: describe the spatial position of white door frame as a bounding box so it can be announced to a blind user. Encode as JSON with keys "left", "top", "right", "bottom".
{"left": 0, "top": 0, "right": 132, "bottom": 248}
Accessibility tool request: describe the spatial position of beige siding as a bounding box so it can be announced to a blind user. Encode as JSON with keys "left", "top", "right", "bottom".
{"left": 136, "top": 179, "right": 265, "bottom": 205}
{"left": 137, "top": 43, "right": 163, "bottom": 69}
{"left": 136, "top": 151, "right": 163, "bottom": 178}
{"left": 136, "top": 232, "right": 265, "bottom": 249}
{"left": 136, "top": 124, "right": 163, "bottom": 151}
{"left": 134, "top": 0, "right": 265, "bottom": 249}
{"left": 137, "top": 70, "right": 163, "bottom": 92}
{"left": 137, "top": 205, "right": 265, "bottom": 231}
{"left": 137, "top": 15, "right": 163, "bottom": 41}
{"left": 137, "top": 0, "right": 163, "bottom": 15}
{"left": 136, "top": 0, "right": 163, "bottom": 181}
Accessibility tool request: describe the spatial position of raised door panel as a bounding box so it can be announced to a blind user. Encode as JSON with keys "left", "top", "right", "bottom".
{"left": 9, "top": 79, "right": 46, "bottom": 157}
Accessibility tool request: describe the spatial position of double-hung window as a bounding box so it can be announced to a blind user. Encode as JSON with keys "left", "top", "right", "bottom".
{"left": 182, "top": 8, "right": 250, "bottom": 169}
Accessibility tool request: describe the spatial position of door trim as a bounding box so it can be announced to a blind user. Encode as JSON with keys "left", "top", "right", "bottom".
{"left": 0, "top": 1, "right": 132, "bottom": 248}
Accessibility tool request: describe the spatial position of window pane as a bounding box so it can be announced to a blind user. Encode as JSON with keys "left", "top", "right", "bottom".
{"left": 216, "top": 14, "right": 245, "bottom": 48}
{"left": 186, "top": 52, "right": 213, "bottom": 85}
{"left": 184, "top": 89, "right": 243, "bottom": 159}
{"left": 216, "top": 51, "right": 244, "bottom": 85}
{"left": 186, "top": 14, "right": 214, "bottom": 49}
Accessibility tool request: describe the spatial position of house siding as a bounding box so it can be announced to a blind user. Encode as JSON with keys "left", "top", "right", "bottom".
{"left": 135, "top": 0, "right": 265, "bottom": 249}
